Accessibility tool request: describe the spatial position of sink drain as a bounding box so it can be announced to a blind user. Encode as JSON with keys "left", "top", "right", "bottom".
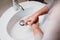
{"left": 19, "top": 20, "right": 24, "bottom": 26}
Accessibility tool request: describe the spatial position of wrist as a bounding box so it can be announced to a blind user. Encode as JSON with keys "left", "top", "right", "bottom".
{"left": 32, "top": 27, "right": 43, "bottom": 35}
{"left": 32, "top": 28, "right": 42, "bottom": 35}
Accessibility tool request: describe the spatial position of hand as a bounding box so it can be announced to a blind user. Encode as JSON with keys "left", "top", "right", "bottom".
{"left": 24, "top": 15, "right": 38, "bottom": 25}
{"left": 31, "top": 20, "right": 43, "bottom": 35}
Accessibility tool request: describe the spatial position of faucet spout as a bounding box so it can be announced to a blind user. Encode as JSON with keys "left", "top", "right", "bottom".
{"left": 13, "top": 0, "right": 24, "bottom": 11}
{"left": 18, "top": 4, "right": 24, "bottom": 11}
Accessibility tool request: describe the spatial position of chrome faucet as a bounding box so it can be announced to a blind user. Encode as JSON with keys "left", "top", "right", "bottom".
{"left": 13, "top": 0, "right": 24, "bottom": 11}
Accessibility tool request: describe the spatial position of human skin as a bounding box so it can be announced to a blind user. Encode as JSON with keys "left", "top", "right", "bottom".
{"left": 24, "top": 5, "right": 48, "bottom": 36}
{"left": 24, "top": 6, "right": 48, "bottom": 25}
{"left": 31, "top": 21, "right": 43, "bottom": 36}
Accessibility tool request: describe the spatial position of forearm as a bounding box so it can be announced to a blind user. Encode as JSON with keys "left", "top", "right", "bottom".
{"left": 31, "top": 21, "right": 43, "bottom": 35}
{"left": 32, "top": 25, "right": 43, "bottom": 35}
{"left": 33, "top": 28, "right": 43, "bottom": 40}
{"left": 33, "top": 5, "right": 48, "bottom": 17}
{"left": 31, "top": 23, "right": 43, "bottom": 40}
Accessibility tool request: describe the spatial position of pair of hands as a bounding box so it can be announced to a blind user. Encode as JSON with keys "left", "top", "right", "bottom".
{"left": 24, "top": 14, "right": 39, "bottom": 28}
{"left": 24, "top": 15, "right": 43, "bottom": 35}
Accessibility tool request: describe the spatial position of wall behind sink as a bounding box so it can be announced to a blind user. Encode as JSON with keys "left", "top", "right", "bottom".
{"left": 0, "top": 0, "right": 27, "bottom": 17}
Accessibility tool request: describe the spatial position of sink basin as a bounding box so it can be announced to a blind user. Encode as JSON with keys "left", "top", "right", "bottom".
{"left": 0, "top": 1, "right": 47, "bottom": 40}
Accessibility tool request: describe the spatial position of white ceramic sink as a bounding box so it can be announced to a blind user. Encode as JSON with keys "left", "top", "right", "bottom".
{"left": 0, "top": 1, "right": 47, "bottom": 40}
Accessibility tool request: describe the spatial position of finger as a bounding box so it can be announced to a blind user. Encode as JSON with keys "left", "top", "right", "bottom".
{"left": 28, "top": 22, "right": 31, "bottom": 25}
{"left": 29, "top": 20, "right": 34, "bottom": 25}
{"left": 24, "top": 19, "right": 31, "bottom": 25}
{"left": 24, "top": 19, "right": 28, "bottom": 25}
{"left": 27, "top": 19, "right": 31, "bottom": 25}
